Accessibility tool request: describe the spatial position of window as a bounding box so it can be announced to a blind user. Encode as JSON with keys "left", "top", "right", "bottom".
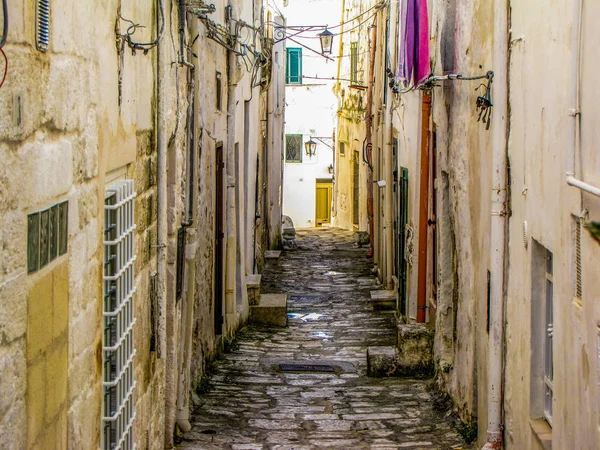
{"left": 103, "top": 180, "right": 136, "bottom": 449}
{"left": 286, "top": 48, "right": 302, "bottom": 84}
{"left": 216, "top": 71, "right": 222, "bottom": 111}
{"left": 339, "top": 141, "right": 346, "bottom": 156}
{"left": 28, "top": 201, "right": 68, "bottom": 273}
{"left": 530, "top": 241, "right": 553, "bottom": 427}
{"left": 350, "top": 42, "right": 359, "bottom": 85}
{"left": 285, "top": 134, "right": 303, "bottom": 163}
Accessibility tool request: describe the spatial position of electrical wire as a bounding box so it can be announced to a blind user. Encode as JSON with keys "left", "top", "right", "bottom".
{"left": 0, "top": 0, "right": 8, "bottom": 48}
{"left": 0, "top": 47, "right": 7, "bottom": 90}
{"left": 117, "top": 0, "right": 165, "bottom": 54}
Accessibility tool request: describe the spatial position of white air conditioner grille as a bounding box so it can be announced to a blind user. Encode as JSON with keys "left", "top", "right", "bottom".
{"left": 103, "top": 180, "right": 137, "bottom": 450}
{"left": 36, "top": 0, "right": 50, "bottom": 52}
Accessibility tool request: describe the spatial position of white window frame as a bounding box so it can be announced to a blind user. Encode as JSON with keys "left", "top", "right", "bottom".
{"left": 102, "top": 180, "right": 137, "bottom": 450}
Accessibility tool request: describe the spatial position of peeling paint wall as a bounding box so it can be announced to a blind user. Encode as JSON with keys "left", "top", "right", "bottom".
{"left": 0, "top": 0, "right": 284, "bottom": 448}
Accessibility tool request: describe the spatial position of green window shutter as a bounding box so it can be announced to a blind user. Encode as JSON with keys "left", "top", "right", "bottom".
{"left": 286, "top": 48, "right": 302, "bottom": 84}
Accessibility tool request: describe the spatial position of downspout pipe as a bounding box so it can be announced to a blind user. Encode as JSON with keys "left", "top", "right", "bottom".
{"left": 224, "top": 4, "right": 238, "bottom": 334}
{"left": 567, "top": 0, "right": 600, "bottom": 198}
{"left": 483, "top": 0, "right": 509, "bottom": 448}
{"left": 383, "top": 0, "right": 397, "bottom": 290}
{"left": 366, "top": 23, "right": 377, "bottom": 258}
{"left": 156, "top": 0, "right": 168, "bottom": 444}
{"left": 175, "top": 0, "right": 197, "bottom": 435}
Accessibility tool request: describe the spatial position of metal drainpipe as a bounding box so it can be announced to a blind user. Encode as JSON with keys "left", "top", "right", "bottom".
{"left": 156, "top": 0, "right": 169, "bottom": 446}
{"left": 366, "top": 23, "right": 377, "bottom": 258}
{"left": 483, "top": 0, "right": 509, "bottom": 447}
{"left": 383, "top": 0, "right": 397, "bottom": 290}
{"left": 174, "top": 0, "right": 197, "bottom": 437}
{"left": 567, "top": 0, "right": 600, "bottom": 198}
{"left": 224, "top": 4, "right": 238, "bottom": 334}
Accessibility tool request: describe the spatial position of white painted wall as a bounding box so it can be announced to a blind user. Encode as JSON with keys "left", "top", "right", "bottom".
{"left": 281, "top": 0, "right": 341, "bottom": 228}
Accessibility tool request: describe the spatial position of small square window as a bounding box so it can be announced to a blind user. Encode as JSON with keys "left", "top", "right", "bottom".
{"left": 285, "top": 134, "right": 303, "bottom": 163}
{"left": 339, "top": 141, "right": 346, "bottom": 156}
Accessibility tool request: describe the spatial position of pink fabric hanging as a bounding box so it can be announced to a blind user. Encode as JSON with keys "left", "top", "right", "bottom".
{"left": 415, "top": 0, "right": 430, "bottom": 85}
{"left": 398, "top": 0, "right": 430, "bottom": 86}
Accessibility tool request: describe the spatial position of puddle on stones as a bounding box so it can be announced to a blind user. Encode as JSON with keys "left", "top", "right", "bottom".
{"left": 312, "top": 331, "right": 333, "bottom": 340}
{"left": 287, "top": 312, "right": 327, "bottom": 322}
{"left": 323, "top": 271, "right": 342, "bottom": 276}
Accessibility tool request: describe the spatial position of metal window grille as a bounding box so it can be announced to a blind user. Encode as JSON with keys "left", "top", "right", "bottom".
{"left": 544, "top": 249, "right": 554, "bottom": 426}
{"left": 36, "top": 0, "right": 50, "bottom": 52}
{"left": 285, "top": 134, "right": 302, "bottom": 162}
{"left": 575, "top": 217, "right": 583, "bottom": 300}
{"left": 103, "top": 180, "right": 137, "bottom": 450}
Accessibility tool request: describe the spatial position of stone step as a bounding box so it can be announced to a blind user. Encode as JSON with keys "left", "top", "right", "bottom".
{"left": 245, "top": 274, "right": 261, "bottom": 306}
{"left": 367, "top": 346, "right": 399, "bottom": 377}
{"left": 250, "top": 293, "right": 288, "bottom": 327}
{"left": 369, "top": 289, "right": 397, "bottom": 311}
{"left": 396, "top": 323, "right": 434, "bottom": 378}
{"left": 264, "top": 250, "right": 282, "bottom": 264}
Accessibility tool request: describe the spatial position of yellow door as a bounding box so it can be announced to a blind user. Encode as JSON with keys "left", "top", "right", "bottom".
{"left": 315, "top": 181, "right": 332, "bottom": 227}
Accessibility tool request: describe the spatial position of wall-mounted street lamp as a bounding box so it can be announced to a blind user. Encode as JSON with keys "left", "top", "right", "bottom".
{"left": 327, "top": 164, "right": 334, "bottom": 174}
{"left": 304, "top": 138, "right": 318, "bottom": 158}
{"left": 318, "top": 28, "right": 334, "bottom": 55}
{"left": 273, "top": 25, "right": 335, "bottom": 59}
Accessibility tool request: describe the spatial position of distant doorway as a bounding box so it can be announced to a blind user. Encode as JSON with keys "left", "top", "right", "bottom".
{"left": 315, "top": 179, "right": 332, "bottom": 227}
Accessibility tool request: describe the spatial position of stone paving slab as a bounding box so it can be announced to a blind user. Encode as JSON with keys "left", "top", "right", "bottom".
{"left": 181, "top": 229, "right": 468, "bottom": 450}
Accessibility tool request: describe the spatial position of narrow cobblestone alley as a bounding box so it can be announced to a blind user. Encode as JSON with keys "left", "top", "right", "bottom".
{"left": 180, "top": 229, "right": 467, "bottom": 449}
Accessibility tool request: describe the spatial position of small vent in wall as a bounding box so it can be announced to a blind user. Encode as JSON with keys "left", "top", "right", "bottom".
{"left": 36, "top": 0, "right": 50, "bottom": 52}
{"left": 575, "top": 217, "right": 583, "bottom": 301}
{"left": 522, "top": 221, "right": 529, "bottom": 249}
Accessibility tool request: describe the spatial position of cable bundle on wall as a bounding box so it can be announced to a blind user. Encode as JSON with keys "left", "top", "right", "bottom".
{"left": 0, "top": 0, "right": 8, "bottom": 90}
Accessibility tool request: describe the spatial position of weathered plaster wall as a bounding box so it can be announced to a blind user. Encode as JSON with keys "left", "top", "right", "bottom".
{"left": 503, "top": 0, "right": 600, "bottom": 448}
{"left": 0, "top": 0, "right": 186, "bottom": 448}
{"left": 332, "top": 0, "right": 372, "bottom": 232}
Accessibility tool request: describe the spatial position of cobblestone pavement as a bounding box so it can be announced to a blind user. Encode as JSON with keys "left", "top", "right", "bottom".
{"left": 181, "top": 228, "right": 467, "bottom": 450}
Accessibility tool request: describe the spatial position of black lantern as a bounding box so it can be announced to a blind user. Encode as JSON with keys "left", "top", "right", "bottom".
{"left": 318, "top": 28, "right": 334, "bottom": 55}
{"left": 304, "top": 138, "right": 317, "bottom": 158}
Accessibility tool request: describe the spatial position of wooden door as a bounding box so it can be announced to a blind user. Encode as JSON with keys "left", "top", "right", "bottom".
{"left": 398, "top": 167, "right": 409, "bottom": 318}
{"left": 315, "top": 180, "right": 332, "bottom": 227}
{"left": 214, "top": 143, "right": 224, "bottom": 336}
{"left": 417, "top": 94, "right": 432, "bottom": 323}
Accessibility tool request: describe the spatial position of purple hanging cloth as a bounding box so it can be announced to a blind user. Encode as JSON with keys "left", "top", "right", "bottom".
{"left": 397, "top": 0, "right": 430, "bottom": 86}
{"left": 397, "top": 0, "right": 415, "bottom": 83}
{"left": 415, "top": 0, "right": 431, "bottom": 85}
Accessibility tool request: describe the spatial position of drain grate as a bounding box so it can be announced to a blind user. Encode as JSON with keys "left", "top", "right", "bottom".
{"left": 289, "top": 296, "right": 330, "bottom": 301}
{"left": 280, "top": 363, "right": 335, "bottom": 373}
